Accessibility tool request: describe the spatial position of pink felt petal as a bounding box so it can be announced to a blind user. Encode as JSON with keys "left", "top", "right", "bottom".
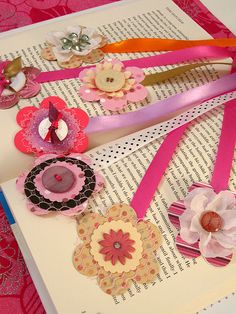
{"left": 79, "top": 85, "right": 100, "bottom": 102}
{"left": 18, "top": 79, "right": 41, "bottom": 98}
{"left": 199, "top": 234, "right": 232, "bottom": 258}
{"left": 67, "top": 108, "right": 89, "bottom": 129}
{"left": 184, "top": 187, "right": 215, "bottom": 212}
{"left": 0, "top": 94, "right": 19, "bottom": 109}
{"left": 23, "top": 67, "right": 41, "bottom": 80}
{"left": 126, "top": 66, "right": 145, "bottom": 82}
{"left": 101, "top": 96, "right": 127, "bottom": 111}
{"left": 79, "top": 67, "right": 95, "bottom": 80}
{"left": 72, "top": 132, "right": 88, "bottom": 153}
{"left": 125, "top": 84, "right": 148, "bottom": 102}
{"left": 214, "top": 231, "right": 236, "bottom": 249}
{"left": 179, "top": 210, "right": 200, "bottom": 244}
{"left": 221, "top": 210, "right": 236, "bottom": 230}
{"left": 14, "top": 130, "right": 33, "bottom": 154}
{"left": 176, "top": 234, "right": 201, "bottom": 259}
{"left": 206, "top": 190, "right": 236, "bottom": 213}
{"left": 16, "top": 106, "right": 37, "bottom": 127}
{"left": 40, "top": 96, "right": 67, "bottom": 110}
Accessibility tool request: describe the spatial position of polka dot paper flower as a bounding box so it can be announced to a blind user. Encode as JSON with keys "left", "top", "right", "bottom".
{"left": 79, "top": 59, "right": 148, "bottom": 111}
{"left": 16, "top": 153, "right": 105, "bottom": 216}
{"left": 0, "top": 57, "right": 41, "bottom": 109}
{"left": 41, "top": 25, "right": 107, "bottom": 68}
{"left": 73, "top": 203, "right": 162, "bottom": 295}
{"left": 168, "top": 182, "right": 236, "bottom": 267}
{"left": 14, "top": 96, "right": 89, "bottom": 156}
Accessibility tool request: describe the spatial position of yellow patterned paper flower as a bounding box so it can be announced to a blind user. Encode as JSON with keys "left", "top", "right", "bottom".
{"left": 73, "top": 203, "right": 162, "bottom": 296}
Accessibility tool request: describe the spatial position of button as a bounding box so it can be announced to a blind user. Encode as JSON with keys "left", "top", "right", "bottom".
{"left": 42, "top": 166, "right": 75, "bottom": 193}
{"left": 95, "top": 69, "right": 125, "bottom": 92}
{"left": 200, "top": 211, "right": 222, "bottom": 232}
{"left": 38, "top": 117, "right": 68, "bottom": 142}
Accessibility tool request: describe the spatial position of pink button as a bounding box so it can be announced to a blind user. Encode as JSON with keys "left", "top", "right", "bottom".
{"left": 42, "top": 166, "right": 75, "bottom": 193}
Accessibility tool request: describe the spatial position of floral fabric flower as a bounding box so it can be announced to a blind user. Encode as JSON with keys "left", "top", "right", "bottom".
{"left": 79, "top": 58, "right": 148, "bottom": 111}
{"left": 73, "top": 203, "right": 161, "bottom": 295}
{"left": 14, "top": 96, "right": 89, "bottom": 155}
{"left": 16, "top": 153, "right": 105, "bottom": 216}
{"left": 0, "top": 57, "right": 41, "bottom": 109}
{"left": 168, "top": 182, "right": 236, "bottom": 267}
{"left": 41, "top": 25, "right": 107, "bottom": 68}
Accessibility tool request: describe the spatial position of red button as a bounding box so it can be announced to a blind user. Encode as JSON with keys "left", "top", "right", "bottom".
{"left": 200, "top": 211, "right": 222, "bottom": 232}
{"left": 42, "top": 166, "right": 75, "bottom": 193}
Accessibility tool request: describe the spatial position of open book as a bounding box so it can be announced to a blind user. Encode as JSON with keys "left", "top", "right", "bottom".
{"left": 0, "top": 0, "right": 236, "bottom": 313}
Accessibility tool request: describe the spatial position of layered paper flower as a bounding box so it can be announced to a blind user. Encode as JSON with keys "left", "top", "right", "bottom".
{"left": 79, "top": 59, "right": 148, "bottom": 111}
{"left": 73, "top": 203, "right": 162, "bottom": 295}
{"left": 168, "top": 182, "right": 236, "bottom": 267}
{"left": 41, "top": 25, "right": 107, "bottom": 68}
{"left": 14, "top": 96, "right": 89, "bottom": 155}
{"left": 16, "top": 153, "right": 104, "bottom": 216}
{"left": 0, "top": 57, "right": 41, "bottom": 109}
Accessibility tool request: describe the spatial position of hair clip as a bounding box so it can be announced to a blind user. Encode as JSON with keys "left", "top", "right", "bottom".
{"left": 0, "top": 57, "right": 41, "bottom": 109}
{"left": 78, "top": 58, "right": 148, "bottom": 111}
{"left": 16, "top": 153, "right": 104, "bottom": 216}
{"left": 168, "top": 182, "right": 236, "bottom": 267}
{"left": 41, "top": 25, "right": 107, "bottom": 68}
{"left": 14, "top": 96, "right": 89, "bottom": 155}
{"left": 73, "top": 203, "right": 161, "bottom": 295}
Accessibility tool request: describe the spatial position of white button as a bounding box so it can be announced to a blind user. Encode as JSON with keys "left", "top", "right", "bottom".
{"left": 95, "top": 69, "right": 125, "bottom": 92}
{"left": 38, "top": 117, "right": 68, "bottom": 142}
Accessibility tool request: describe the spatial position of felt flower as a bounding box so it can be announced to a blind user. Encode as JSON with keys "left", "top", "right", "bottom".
{"left": 0, "top": 57, "right": 41, "bottom": 109}
{"left": 41, "top": 25, "right": 107, "bottom": 68}
{"left": 16, "top": 153, "right": 105, "bottom": 216}
{"left": 14, "top": 96, "right": 89, "bottom": 155}
{"left": 168, "top": 182, "right": 236, "bottom": 267}
{"left": 79, "top": 59, "right": 147, "bottom": 111}
{"left": 73, "top": 203, "right": 161, "bottom": 295}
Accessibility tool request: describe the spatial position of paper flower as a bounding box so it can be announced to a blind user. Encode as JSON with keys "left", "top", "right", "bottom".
{"left": 14, "top": 96, "right": 89, "bottom": 155}
{"left": 73, "top": 203, "right": 161, "bottom": 295}
{"left": 0, "top": 57, "right": 41, "bottom": 109}
{"left": 16, "top": 153, "right": 104, "bottom": 216}
{"left": 168, "top": 182, "right": 236, "bottom": 267}
{"left": 79, "top": 59, "right": 148, "bottom": 111}
{"left": 41, "top": 25, "right": 107, "bottom": 68}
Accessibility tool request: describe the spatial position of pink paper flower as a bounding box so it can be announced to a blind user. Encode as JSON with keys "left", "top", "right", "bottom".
{"left": 99, "top": 229, "right": 135, "bottom": 265}
{"left": 16, "top": 153, "right": 105, "bottom": 216}
{"left": 168, "top": 182, "right": 236, "bottom": 267}
{"left": 0, "top": 58, "right": 41, "bottom": 109}
{"left": 79, "top": 59, "right": 147, "bottom": 111}
{"left": 14, "top": 96, "right": 89, "bottom": 155}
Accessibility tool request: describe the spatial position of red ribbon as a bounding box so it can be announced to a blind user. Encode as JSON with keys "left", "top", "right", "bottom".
{"left": 0, "top": 61, "right": 10, "bottom": 95}
{"left": 44, "top": 102, "right": 63, "bottom": 143}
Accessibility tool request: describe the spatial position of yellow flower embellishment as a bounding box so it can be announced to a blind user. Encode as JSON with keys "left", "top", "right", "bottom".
{"left": 73, "top": 203, "right": 162, "bottom": 296}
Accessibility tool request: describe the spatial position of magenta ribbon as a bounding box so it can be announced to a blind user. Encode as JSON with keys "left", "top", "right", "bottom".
{"left": 86, "top": 72, "right": 236, "bottom": 134}
{"left": 0, "top": 61, "right": 10, "bottom": 95}
{"left": 36, "top": 46, "right": 234, "bottom": 84}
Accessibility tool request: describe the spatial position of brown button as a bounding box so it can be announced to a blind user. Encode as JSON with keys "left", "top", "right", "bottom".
{"left": 95, "top": 69, "right": 125, "bottom": 92}
{"left": 42, "top": 166, "right": 75, "bottom": 193}
{"left": 200, "top": 211, "right": 222, "bottom": 232}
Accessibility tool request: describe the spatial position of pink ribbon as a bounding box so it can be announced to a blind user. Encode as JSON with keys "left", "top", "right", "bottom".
{"left": 36, "top": 46, "right": 234, "bottom": 83}
{"left": 86, "top": 72, "right": 236, "bottom": 134}
{"left": 0, "top": 61, "right": 10, "bottom": 95}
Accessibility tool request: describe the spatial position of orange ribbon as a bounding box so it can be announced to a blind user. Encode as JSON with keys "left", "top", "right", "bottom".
{"left": 101, "top": 38, "right": 236, "bottom": 53}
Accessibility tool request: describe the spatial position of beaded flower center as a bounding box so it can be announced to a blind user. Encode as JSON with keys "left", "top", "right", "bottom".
{"left": 61, "top": 32, "right": 90, "bottom": 52}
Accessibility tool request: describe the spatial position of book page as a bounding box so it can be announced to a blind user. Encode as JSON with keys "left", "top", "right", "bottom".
{"left": 1, "top": 0, "right": 236, "bottom": 313}
{"left": 0, "top": 0, "right": 231, "bottom": 183}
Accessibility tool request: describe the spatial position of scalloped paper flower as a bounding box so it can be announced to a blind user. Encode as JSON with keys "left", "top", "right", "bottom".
{"left": 168, "top": 182, "right": 236, "bottom": 267}
{"left": 41, "top": 25, "right": 107, "bottom": 68}
{"left": 16, "top": 153, "right": 105, "bottom": 216}
{"left": 78, "top": 59, "right": 148, "bottom": 111}
{"left": 0, "top": 58, "right": 41, "bottom": 109}
{"left": 73, "top": 203, "right": 162, "bottom": 296}
{"left": 14, "top": 96, "right": 89, "bottom": 156}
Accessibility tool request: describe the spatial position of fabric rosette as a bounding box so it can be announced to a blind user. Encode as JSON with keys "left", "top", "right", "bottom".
{"left": 0, "top": 57, "right": 41, "bottom": 109}
{"left": 16, "top": 153, "right": 104, "bottom": 216}
{"left": 73, "top": 203, "right": 162, "bottom": 295}
{"left": 41, "top": 25, "right": 107, "bottom": 68}
{"left": 78, "top": 58, "right": 148, "bottom": 111}
{"left": 168, "top": 182, "right": 236, "bottom": 267}
{"left": 14, "top": 96, "right": 89, "bottom": 155}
